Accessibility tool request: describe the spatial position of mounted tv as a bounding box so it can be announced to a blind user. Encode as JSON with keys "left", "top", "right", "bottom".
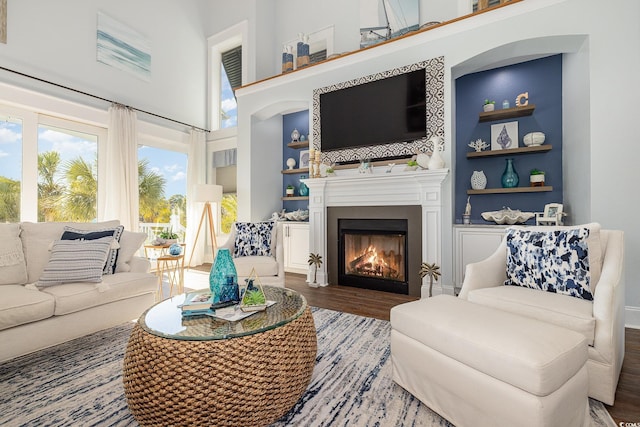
{"left": 319, "top": 69, "right": 426, "bottom": 154}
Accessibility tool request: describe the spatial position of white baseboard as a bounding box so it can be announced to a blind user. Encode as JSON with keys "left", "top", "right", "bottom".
{"left": 625, "top": 306, "right": 640, "bottom": 329}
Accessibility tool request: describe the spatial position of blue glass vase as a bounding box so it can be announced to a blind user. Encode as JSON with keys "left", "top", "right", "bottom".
{"left": 298, "top": 175, "right": 309, "bottom": 197}
{"left": 209, "top": 249, "right": 239, "bottom": 305}
{"left": 501, "top": 158, "right": 519, "bottom": 188}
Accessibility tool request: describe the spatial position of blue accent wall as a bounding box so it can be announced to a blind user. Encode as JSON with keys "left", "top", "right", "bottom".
{"left": 454, "top": 55, "right": 563, "bottom": 224}
{"left": 282, "top": 110, "right": 310, "bottom": 212}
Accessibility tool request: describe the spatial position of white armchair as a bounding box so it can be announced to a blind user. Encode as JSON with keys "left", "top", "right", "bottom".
{"left": 218, "top": 221, "right": 285, "bottom": 287}
{"left": 458, "top": 225, "right": 625, "bottom": 405}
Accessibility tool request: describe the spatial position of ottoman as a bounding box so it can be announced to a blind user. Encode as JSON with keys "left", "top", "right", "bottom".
{"left": 391, "top": 295, "right": 589, "bottom": 427}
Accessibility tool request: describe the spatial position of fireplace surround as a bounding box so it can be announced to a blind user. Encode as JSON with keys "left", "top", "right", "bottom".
{"left": 303, "top": 168, "right": 448, "bottom": 298}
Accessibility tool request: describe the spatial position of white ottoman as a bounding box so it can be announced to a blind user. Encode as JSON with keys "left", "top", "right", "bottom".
{"left": 391, "top": 295, "right": 589, "bottom": 427}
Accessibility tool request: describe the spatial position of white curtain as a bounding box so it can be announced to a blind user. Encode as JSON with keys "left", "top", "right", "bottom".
{"left": 185, "top": 129, "right": 207, "bottom": 267}
{"left": 99, "top": 104, "right": 139, "bottom": 231}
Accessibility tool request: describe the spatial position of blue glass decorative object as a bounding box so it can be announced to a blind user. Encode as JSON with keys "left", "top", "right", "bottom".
{"left": 168, "top": 243, "right": 182, "bottom": 256}
{"left": 209, "top": 248, "right": 239, "bottom": 305}
{"left": 501, "top": 158, "right": 519, "bottom": 188}
{"left": 298, "top": 175, "right": 309, "bottom": 197}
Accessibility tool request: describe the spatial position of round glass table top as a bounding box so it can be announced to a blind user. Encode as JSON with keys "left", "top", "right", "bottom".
{"left": 139, "top": 286, "right": 307, "bottom": 341}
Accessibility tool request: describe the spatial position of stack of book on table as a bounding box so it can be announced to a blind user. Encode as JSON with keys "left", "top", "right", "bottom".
{"left": 180, "top": 292, "right": 215, "bottom": 317}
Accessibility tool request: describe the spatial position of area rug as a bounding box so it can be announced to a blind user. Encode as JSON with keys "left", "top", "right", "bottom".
{"left": 0, "top": 308, "right": 615, "bottom": 427}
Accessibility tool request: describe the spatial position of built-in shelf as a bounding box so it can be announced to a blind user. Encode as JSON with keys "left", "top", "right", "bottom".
{"left": 467, "top": 145, "right": 552, "bottom": 158}
{"left": 287, "top": 141, "right": 309, "bottom": 149}
{"left": 479, "top": 104, "right": 535, "bottom": 122}
{"left": 281, "top": 196, "right": 309, "bottom": 201}
{"left": 282, "top": 168, "right": 309, "bottom": 174}
{"left": 467, "top": 186, "right": 553, "bottom": 195}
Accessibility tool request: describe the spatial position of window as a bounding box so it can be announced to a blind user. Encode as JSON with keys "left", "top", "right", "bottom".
{"left": 208, "top": 21, "right": 248, "bottom": 131}
{"left": 138, "top": 145, "right": 187, "bottom": 241}
{"left": 0, "top": 116, "right": 22, "bottom": 222}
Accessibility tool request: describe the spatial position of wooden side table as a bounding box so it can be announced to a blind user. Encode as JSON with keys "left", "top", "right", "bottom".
{"left": 145, "top": 243, "right": 185, "bottom": 299}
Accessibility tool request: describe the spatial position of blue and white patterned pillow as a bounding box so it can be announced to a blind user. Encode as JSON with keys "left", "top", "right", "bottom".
{"left": 62, "top": 225, "right": 124, "bottom": 275}
{"left": 504, "top": 227, "right": 593, "bottom": 300}
{"left": 233, "top": 222, "right": 275, "bottom": 257}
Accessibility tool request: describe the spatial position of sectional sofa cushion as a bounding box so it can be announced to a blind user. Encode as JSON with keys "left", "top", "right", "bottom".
{"left": 0, "top": 285, "right": 55, "bottom": 330}
{"left": 0, "top": 223, "right": 28, "bottom": 285}
{"left": 62, "top": 225, "right": 124, "bottom": 275}
{"left": 20, "top": 220, "right": 121, "bottom": 283}
{"left": 38, "top": 237, "right": 114, "bottom": 287}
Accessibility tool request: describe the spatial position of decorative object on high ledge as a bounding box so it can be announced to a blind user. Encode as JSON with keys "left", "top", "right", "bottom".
{"left": 502, "top": 99, "right": 510, "bottom": 109}
{"left": 501, "top": 158, "right": 519, "bottom": 188}
{"left": 523, "top": 131, "right": 546, "bottom": 146}
{"left": 481, "top": 207, "right": 535, "bottom": 225}
{"left": 209, "top": 248, "right": 239, "bottom": 308}
{"left": 515, "top": 91, "right": 529, "bottom": 107}
{"left": 308, "top": 253, "right": 323, "bottom": 286}
{"left": 529, "top": 169, "right": 546, "bottom": 187}
{"left": 419, "top": 262, "right": 441, "bottom": 297}
{"left": 468, "top": 138, "right": 489, "bottom": 152}
{"left": 483, "top": 99, "right": 495, "bottom": 112}
{"left": 470, "top": 170, "right": 487, "bottom": 190}
{"left": 296, "top": 33, "right": 310, "bottom": 68}
{"left": 282, "top": 45, "right": 293, "bottom": 73}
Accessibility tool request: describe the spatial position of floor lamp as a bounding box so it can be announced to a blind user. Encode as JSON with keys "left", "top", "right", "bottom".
{"left": 188, "top": 184, "right": 223, "bottom": 268}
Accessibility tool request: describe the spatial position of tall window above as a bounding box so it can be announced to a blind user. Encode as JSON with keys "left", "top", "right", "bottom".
{"left": 220, "top": 46, "right": 240, "bottom": 129}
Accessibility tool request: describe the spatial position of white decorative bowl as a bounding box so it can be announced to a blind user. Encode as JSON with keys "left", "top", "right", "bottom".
{"left": 481, "top": 208, "right": 535, "bottom": 225}
{"left": 284, "top": 209, "right": 309, "bottom": 221}
{"left": 523, "top": 132, "right": 546, "bottom": 146}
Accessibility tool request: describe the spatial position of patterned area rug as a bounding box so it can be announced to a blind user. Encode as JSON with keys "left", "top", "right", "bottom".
{"left": 0, "top": 308, "right": 616, "bottom": 427}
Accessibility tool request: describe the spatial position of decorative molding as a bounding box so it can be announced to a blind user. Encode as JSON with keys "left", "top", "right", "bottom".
{"left": 312, "top": 56, "right": 445, "bottom": 165}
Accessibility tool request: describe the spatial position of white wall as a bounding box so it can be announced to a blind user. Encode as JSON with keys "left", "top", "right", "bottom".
{"left": 236, "top": 0, "right": 640, "bottom": 325}
{"left": 0, "top": 0, "right": 208, "bottom": 130}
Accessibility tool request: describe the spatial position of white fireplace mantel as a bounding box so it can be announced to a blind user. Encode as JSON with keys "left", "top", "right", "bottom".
{"left": 302, "top": 168, "right": 449, "bottom": 297}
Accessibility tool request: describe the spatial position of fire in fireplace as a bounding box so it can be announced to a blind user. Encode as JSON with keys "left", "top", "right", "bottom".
{"left": 338, "top": 219, "right": 408, "bottom": 294}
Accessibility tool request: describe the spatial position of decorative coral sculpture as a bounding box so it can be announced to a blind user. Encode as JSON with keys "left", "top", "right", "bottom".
{"left": 468, "top": 139, "right": 490, "bottom": 152}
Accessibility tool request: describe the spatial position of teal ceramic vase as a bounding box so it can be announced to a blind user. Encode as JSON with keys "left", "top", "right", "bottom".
{"left": 501, "top": 158, "right": 519, "bottom": 188}
{"left": 209, "top": 248, "right": 239, "bottom": 305}
{"left": 298, "top": 175, "right": 309, "bottom": 196}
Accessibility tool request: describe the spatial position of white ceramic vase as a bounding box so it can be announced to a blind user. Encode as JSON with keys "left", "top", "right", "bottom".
{"left": 416, "top": 152, "right": 430, "bottom": 169}
{"left": 471, "top": 171, "right": 487, "bottom": 190}
{"left": 427, "top": 136, "right": 445, "bottom": 170}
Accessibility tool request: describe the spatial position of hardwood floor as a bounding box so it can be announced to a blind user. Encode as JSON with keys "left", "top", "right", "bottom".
{"left": 283, "top": 272, "right": 640, "bottom": 425}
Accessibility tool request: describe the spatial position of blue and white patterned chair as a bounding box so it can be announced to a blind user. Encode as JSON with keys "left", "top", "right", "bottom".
{"left": 218, "top": 221, "right": 285, "bottom": 287}
{"left": 458, "top": 223, "right": 624, "bottom": 405}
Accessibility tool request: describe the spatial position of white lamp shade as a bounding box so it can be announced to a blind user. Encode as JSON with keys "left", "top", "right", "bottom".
{"left": 194, "top": 184, "right": 223, "bottom": 203}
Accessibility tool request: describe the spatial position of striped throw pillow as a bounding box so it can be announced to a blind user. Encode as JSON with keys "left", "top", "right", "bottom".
{"left": 62, "top": 225, "right": 124, "bottom": 275}
{"left": 38, "top": 237, "right": 114, "bottom": 287}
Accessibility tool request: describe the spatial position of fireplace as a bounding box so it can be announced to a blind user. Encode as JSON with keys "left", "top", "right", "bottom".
{"left": 338, "top": 219, "right": 408, "bottom": 294}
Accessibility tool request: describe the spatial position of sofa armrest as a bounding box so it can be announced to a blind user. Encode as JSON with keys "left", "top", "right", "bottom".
{"left": 458, "top": 238, "right": 508, "bottom": 300}
{"left": 128, "top": 256, "right": 152, "bottom": 273}
{"left": 591, "top": 230, "right": 625, "bottom": 363}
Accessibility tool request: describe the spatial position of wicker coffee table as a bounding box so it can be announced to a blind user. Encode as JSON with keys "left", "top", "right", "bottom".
{"left": 122, "top": 286, "right": 317, "bottom": 426}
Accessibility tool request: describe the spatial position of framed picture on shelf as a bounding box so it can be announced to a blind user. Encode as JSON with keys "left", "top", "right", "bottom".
{"left": 299, "top": 150, "right": 310, "bottom": 168}
{"left": 491, "top": 121, "right": 518, "bottom": 150}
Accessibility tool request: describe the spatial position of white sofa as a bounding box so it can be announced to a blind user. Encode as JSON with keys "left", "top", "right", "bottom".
{"left": 458, "top": 224, "right": 624, "bottom": 405}
{"left": 218, "top": 221, "right": 285, "bottom": 287}
{"left": 0, "top": 221, "right": 157, "bottom": 362}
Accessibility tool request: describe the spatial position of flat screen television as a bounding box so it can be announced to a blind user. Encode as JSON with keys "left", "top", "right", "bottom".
{"left": 319, "top": 69, "right": 426, "bottom": 156}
